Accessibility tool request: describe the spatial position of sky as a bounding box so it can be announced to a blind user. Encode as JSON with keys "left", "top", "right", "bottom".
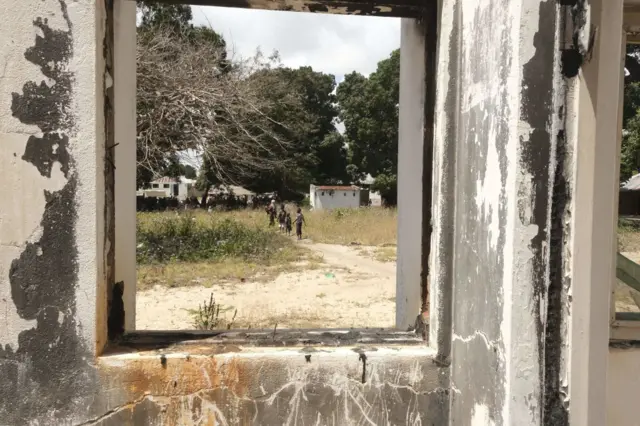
{"left": 191, "top": 6, "right": 400, "bottom": 83}
{"left": 181, "top": 7, "right": 400, "bottom": 170}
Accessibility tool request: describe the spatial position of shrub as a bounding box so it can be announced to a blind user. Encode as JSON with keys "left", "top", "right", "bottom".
{"left": 137, "top": 212, "right": 289, "bottom": 264}
{"left": 192, "top": 293, "right": 237, "bottom": 330}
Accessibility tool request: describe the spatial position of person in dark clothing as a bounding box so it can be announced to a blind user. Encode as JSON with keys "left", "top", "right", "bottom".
{"left": 295, "top": 207, "right": 305, "bottom": 240}
{"left": 266, "top": 201, "right": 276, "bottom": 227}
{"left": 285, "top": 212, "right": 292, "bottom": 236}
{"left": 278, "top": 205, "right": 286, "bottom": 232}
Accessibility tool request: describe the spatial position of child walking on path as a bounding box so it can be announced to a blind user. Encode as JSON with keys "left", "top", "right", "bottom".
{"left": 285, "top": 212, "right": 292, "bottom": 236}
{"left": 278, "top": 205, "right": 286, "bottom": 232}
{"left": 295, "top": 208, "right": 305, "bottom": 240}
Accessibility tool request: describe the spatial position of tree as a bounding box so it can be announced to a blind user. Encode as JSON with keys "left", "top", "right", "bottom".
{"left": 315, "top": 131, "right": 349, "bottom": 184}
{"left": 337, "top": 49, "right": 400, "bottom": 204}
{"left": 136, "top": 3, "right": 348, "bottom": 198}
{"left": 621, "top": 47, "right": 640, "bottom": 182}
{"left": 138, "top": 3, "right": 192, "bottom": 30}
{"left": 240, "top": 66, "right": 344, "bottom": 197}
{"left": 136, "top": 27, "right": 298, "bottom": 193}
{"left": 182, "top": 164, "right": 197, "bottom": 179}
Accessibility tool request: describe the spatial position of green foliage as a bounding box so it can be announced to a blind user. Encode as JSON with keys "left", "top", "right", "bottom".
{"left": 138, "top": 3, "right": 193, "bottom": 30}
{"left": 622, "top": 81, "right": 640, "bottom": 182}
{"left": 137, "top": 213, "right": 290, "bottom": 263}
{"left": 192, "top": 293, "right": 236, "bottom": 330}
{"left": 337, "top": 50, "right": 400, "bottom": 204}
{"left": 239, "top": 66, "right": 344, "bottom": 196}
{"left": 370, "top": 173, "right": 397, "bottom": 206}
{"left": 621, "top": 114, "right": 640, "bottom": 183}
{"left": 622, "top": 47, "right": 640, "bottom": 182}
{"left": 182, "top": 164, "right": 197, "bottom": 179}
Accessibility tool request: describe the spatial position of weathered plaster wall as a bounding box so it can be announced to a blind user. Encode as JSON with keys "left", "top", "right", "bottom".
{"left": 96, "top": 346, "right": 448, "bottom": 426}
{"left": 0, "top": 2, "right": 449, "bottom": 425}
{"left": 0, "top": 0, "right": 105, "bottom": 424}
{"left": 433, "top": 0, "right": 572, "bottom": 423}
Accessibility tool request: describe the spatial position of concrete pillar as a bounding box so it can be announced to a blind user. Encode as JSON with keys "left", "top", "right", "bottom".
{"left": 444, "top": 0, "right": 558, "bottom": 421}
{"left": 0, "top": 0, "right": 108, "bottom": 423}
{"left": 397, "top": 19, "right": 426, "bottom": 330}
{"left": 431, "top": 0, "right": 620, "bottom": 423}
{"left": 114, "top": 0, "right": 137, "bottom": 331}
{"left": 570, "top": 0, "right": 624, "bottom": 424}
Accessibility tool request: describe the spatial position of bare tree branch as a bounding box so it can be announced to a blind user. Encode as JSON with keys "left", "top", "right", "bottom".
{"left": 136, "top": 26, "right": 298, "bottom": 186}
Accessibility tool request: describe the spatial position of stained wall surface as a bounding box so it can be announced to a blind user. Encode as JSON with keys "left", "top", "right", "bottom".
{"left": 0, "top": 1, "right": 449, "bottom": 425}
{"left": 431, "top": 0, "right": 576, "bottom": 423}
{"left": 0, "top": 0, "right": 624, "bottom": 425}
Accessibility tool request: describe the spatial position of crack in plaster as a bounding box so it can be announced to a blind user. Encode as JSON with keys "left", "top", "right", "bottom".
{"left": 74, "top": 394, "right": 153, "bottom": 426}
{"left": 453, "top": 331, "right": 500, "bottom": 351}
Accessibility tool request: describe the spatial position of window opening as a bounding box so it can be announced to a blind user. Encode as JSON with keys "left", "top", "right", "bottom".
{"left": 116, "top": 1, "right": 434, "bottom": 340}
{"left": 612, "top": 41, "right": 640, "bottom": 338}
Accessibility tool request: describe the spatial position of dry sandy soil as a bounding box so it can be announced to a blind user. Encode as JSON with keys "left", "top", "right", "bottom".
{"left": 136, "top": 242, "right": 396, "bottom": 330}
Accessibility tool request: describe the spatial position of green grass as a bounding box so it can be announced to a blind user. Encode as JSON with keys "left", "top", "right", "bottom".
{"left": 303, "top": 207, "right": 397, "bottom": 246}
{"left": 137, "top": 212, "right": 292, "bottom": 263}
{"left": 136, "top": 211, "right": 320, "bottom": 290}
{"left": 135, "top": 207, "right": 398, "bottom": 291}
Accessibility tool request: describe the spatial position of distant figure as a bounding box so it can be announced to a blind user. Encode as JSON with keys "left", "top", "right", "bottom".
{"left": 295, "top": 207, "right": 305, "bottom": 240}
{"left": 266, "top": 200, "right": 276, "bottom": 227}
{"left": 285, "top": 212, "right": 292, "bottom": 236}
{"left": 278, "top": 205, "right": 286, "bottom": 232}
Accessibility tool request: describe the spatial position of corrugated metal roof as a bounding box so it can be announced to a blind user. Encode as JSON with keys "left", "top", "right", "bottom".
{"left": 152, "top": 176, "right": 178, "bottom": 184}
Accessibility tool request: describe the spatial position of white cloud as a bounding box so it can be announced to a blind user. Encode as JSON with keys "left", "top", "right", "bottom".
{"left": 191, "top": 6, "right": 400, "bottom": 78}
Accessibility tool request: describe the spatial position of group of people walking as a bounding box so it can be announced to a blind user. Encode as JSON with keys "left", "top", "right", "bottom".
{"left": 266, "top": 200, "right": 305, "bottom": 240}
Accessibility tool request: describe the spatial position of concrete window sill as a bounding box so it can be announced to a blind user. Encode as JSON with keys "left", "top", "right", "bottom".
{"left": 95, "top": 330, "right": 446, "bottom": 424}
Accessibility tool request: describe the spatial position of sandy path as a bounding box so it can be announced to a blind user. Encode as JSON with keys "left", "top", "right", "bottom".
{"left": 136, "top": 242, "right": 396, "bottom": 330}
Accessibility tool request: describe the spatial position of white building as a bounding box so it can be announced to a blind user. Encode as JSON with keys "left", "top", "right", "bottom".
{"left": 140, "top": 176, "right": 198, "bottom": 201}
{"left": 309, "top": 185, "right": 368, "bottom": 210}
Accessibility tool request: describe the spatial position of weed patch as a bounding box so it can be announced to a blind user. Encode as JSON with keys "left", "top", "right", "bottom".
{"left": 137, "top": 212, "right": 291, "bottom": 263}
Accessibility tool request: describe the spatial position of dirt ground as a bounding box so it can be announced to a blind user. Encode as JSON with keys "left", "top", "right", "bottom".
{"left": 136, "top": 242, "right": 396, "bottom": 330}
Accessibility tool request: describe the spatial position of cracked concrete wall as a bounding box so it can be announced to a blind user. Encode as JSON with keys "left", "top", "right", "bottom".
{"left": 95, "top": 347, "right": 448, "bottom": 426}
{"left": 0, "top": 1, "right": 448, "bottom": 425}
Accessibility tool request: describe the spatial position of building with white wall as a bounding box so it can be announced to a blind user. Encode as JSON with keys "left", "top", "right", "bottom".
{"left": 141, "top": 176, "right": 197, "bottom": 201}
{"left": 309, "top": 185, "right": 368, "bottom": 210}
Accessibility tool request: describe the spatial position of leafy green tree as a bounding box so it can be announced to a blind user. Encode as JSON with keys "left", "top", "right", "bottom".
{"left": 337, "top": 49, "right": 400, "bottom": 204}
{"left": 315, "top": 131, "right": 349, "bottom": 184}
{"left": 240, "top": 66, "right": 344, "bottom": 198}
{"left": 370, "top": 173, "right": 397, "bottom": 206}
{"left": 182, "top": 164, "right": 197, "bottom": 179}
{"left": 621, "top": 116, "right": 640, "bottom": 183}
{"left": 139, "top": 3, "right": 192, "bottom": 30}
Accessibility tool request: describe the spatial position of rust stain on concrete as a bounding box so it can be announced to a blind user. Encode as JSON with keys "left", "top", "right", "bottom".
{"left": 98, "top": 355, "right": 248, "bottom": 401}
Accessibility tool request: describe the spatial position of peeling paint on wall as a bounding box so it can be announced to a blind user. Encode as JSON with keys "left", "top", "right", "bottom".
{"left": 0, "top": 2, "right": 96, "bottom": 424}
